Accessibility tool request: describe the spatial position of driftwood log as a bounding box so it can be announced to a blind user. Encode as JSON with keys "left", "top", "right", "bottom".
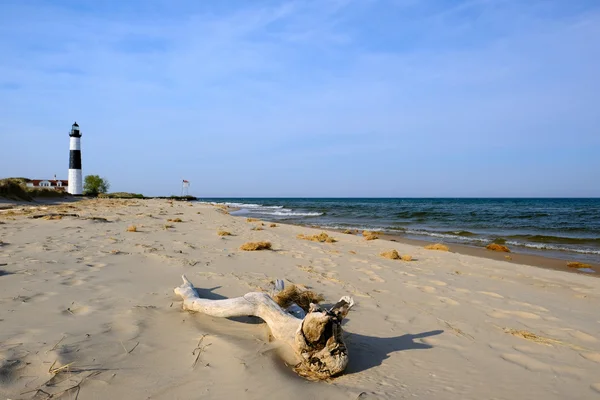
{"left": 174, "top": 275, "right": 354, "bottom": 379}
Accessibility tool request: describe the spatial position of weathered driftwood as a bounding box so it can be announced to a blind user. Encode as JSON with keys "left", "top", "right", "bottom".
{"left": 174, "top": 275, "right": 354, "bottom": 379}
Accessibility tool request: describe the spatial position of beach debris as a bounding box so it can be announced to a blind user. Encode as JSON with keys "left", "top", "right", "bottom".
{"left": 217, "top": 230, "right": 232, "bottom": 236}
{"left": 167, "top": 218, "right": 183, "bottom": 223}
{"left": 297, "top": 232, "right": 337, "bottom": 243}
{"left": 343, "top": 229, "right": 356, "bottom": 234}
{"left": 163, "top": 224, "right": 174, "bottom": 229}
{"left": 380, "top": 250, "right": 401, "bottom": 260}
{"left": 486, "top": 243, "right": 511, "bottom": 252}
{"left": 126, "top": 225, "right": 137, "bottom": 232}
{"left": 240, "top": 241, "right": 272, "bottom": 251}
{"left": 504, "top": 328, "right": 561, "bottom": 346}
{"left": 174, "top": 275, "right": 354, "bottom": 380}
{"left": 401, "top": 255, "right": 413, "bottom": 261}
{"left": 272, "top": 283, "right": 324, "bottom": 312}
{"left": 246, "top": 218, "right": 261, "bottom": 222}
{"left": 424, "top": 243, "right": 449, "bottom": 251}
{"left": 362, "top": 231, "right": 379, "bottom": 240}
{"left": 567, "top": 261, "right": 593, "bottom": 269}
{"left": 251, "top": 226, "right": 264, "bottom": 231}
{"left": 270, "top": 223, "right": 278, "bottom": 228}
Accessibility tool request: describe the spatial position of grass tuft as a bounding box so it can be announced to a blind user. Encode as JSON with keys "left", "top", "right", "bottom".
{"left": 424, "top": 243, "right": 449, "bottom": 251}
{"left": 486, "top": 243, "right": 511, "bottom": 252}
{"left": 297, "top": 232, "right": 337, "bottom": 243}
{"left": 240, "top": 241, "right": 272, "bottom": 251}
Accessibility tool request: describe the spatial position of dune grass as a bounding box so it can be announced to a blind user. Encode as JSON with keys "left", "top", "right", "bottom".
{"left": 297, "top": 232, "right": 337, "bottom": 243}
{"left": 424, "top": 243, "right": 449, "bottom": 251}
{"left": 240, "top": 241, "right": 272, "bottom": 251}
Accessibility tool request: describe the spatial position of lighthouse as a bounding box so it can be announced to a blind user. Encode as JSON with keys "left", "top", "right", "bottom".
{"left": 67, "top": 122, "right": 83, "bottom": 195}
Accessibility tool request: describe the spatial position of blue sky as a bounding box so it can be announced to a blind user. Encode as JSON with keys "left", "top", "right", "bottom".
{"left": 1, "top": 0, "right": 599, "bottom": 197}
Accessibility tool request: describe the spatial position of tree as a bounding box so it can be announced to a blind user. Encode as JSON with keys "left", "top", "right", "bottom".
{"left": 83, "top": 175, "right": 110, "bottom": 196}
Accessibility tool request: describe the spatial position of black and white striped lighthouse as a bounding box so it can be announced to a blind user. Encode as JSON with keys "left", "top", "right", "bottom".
{"left": 67, "top": 122, "right": 83, "bottom": 195}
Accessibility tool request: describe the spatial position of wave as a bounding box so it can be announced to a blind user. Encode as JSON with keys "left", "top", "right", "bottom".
{"left": 267, "top": 211, "right": 323, "bottom": 217}
{"left": 506, "top": 234, "right": 600, "bottom": 246}
{"left": 504, "top": 241, "right": 600, "bottom": 255}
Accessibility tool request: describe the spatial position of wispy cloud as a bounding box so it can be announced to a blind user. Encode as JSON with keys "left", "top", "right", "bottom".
{"left": 1, "top": 0, "right": 599, "bottom": 196}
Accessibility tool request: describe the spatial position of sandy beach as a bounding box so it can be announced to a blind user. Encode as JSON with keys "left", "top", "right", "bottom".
{"left": 1, "top": 198, "right": 599, "bottom": 399}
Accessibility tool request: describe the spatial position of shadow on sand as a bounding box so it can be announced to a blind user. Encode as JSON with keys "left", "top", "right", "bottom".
{"left": 190, "top": 286, "right": 443, "bottom": 374}
{"left": 343, "top": 330, "right": 444, "bottom": 374}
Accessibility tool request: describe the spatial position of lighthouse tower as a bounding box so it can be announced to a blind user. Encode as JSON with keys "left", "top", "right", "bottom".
{"left": 67, "top": 122, "right": 83, "bottom": 195}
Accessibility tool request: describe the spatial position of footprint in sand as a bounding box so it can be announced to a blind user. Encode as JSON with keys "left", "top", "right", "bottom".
{"left": 419, "top": 286, "right": 437, "bottom": 293}
{"left": 429, "top": 280, "right": 448, "bottom": 286}
{"left": 591, "top": 384, "right": 600, "bottom": 394}
{"left": 437, "top": 296, "right": 460, "bottom": 306}
{"left": 477, "top": 291, "right": 504, "bottom": 299}
{"left": 62, "top": 303, "right": 92, "bottom": 316}
{"left": 580, "top": 353, "right": 600, "bottom": 363}
{"left": 569, "top": 330, "right": 597, "bottom": 343}
{"left": 487, "top": 310, "right": 541, "bottom": 320}
{"left": 356, "top": 268, "right": 385, "bottom": 283}
{"left": 501, "top": 353, "right": 551, "bottom": 372}
{"left": 61, "top": 277, "right": 86, "bottom": 286}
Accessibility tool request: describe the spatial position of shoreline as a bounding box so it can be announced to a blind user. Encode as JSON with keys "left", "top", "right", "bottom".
{"left": 225, "top": 211, "right": 600, "bottom": 277}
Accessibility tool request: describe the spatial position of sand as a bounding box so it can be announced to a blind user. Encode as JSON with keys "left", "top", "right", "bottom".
{"left": 1, "top": 199, "right": 599, "bottom": 399}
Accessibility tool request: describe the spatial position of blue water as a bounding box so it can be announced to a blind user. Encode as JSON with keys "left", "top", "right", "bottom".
{"left": 197, "top": 198, "right": 600, "bottom": 264}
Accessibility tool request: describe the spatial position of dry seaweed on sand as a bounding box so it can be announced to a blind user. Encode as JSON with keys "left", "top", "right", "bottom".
{"left": 127, "top": 225, "right": 137, "bottom": 232}
{"left": 251, "top": 227, "right": 264, "bottom": 231}
{"left": 424, "top": 243, "right": 449, "bottom": 251}
{"left": 401, "top": 254, "right": 413, "bottom": 261}
{"left": 246, "top": 218, "right": 260, "bottom": 222}
{"left": 167, "top": 218, "right": 183, "bottom": 223}
{"left": 270, "top": 223, "right": 277, "bottom": 227}
{"left": 567, "top": 261, "right": 593, "bottom": 269}
{"left": 217, "top": 230, "right": 232, "bottom": 236}
{"left": 272, "top": 284, "right": 324, "bottom": 313}
{"left": 297, "top": 232, "right": 337, "bottom": 243}
{"left": 380, "top": 250, "right": 401, "bottom": 260}
{"left": 486, "top": 243, "right": 511, "bottom": 252}
{"left": 504, "top": 328, "right": 562, "bottom": 346}
{"left": 240, "top": 241, "right": 272, "bottom": 251}
{"left": 362, "top": 231, "right": 379, "bottom": 240}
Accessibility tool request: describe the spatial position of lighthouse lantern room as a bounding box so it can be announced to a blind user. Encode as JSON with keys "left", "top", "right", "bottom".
{"left": 67, "top": 122, "right": 83, "bottom": 195}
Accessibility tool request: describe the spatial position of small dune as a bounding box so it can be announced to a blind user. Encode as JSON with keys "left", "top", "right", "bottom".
{"left": 240, "top": 241, "right": 272, "bottom": 251}
{"left": 127, "top": 225, "right": 137, "bottom": 232}
{"left": 380, "top": 250, "right": 401, "bottom": 260}
{"left": 247, "top": 218, "right": 260, "bottom": 222}
{"left": 217, "top": 230, "right": 232, "bottom": 236}
{"left": 167, "top": 218, "right": 183, "bottom": 223}
{"left": 297, "top": 232, "right": 337, "bottom": 243}
{"left": 425, "top": 243, "right": 449, "bottom": 251}
{"left": 567, "top": 261, "right": 593, "bottom": 269}
{"left": 486, "top": 243, "right": 511, "bottom": 253}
